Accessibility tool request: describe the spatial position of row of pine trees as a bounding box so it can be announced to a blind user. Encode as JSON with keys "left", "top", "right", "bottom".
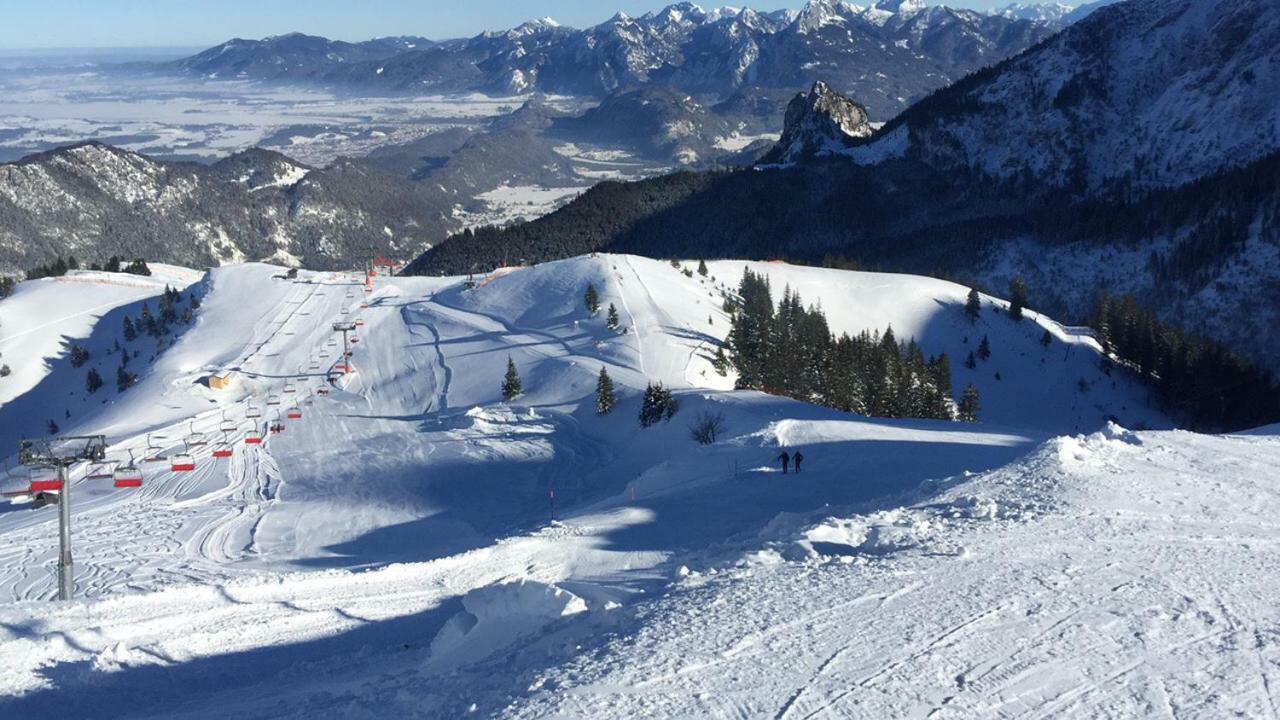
{"left": 726, "top": 269, "right": 977, "bottom": 422}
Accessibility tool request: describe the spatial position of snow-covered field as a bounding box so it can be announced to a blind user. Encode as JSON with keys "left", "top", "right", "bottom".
{"left": 0, "top": 69, "right": 567, "bottom": 164}
{"left": 0, "top": 255, "right": 1274, "bottom": 718}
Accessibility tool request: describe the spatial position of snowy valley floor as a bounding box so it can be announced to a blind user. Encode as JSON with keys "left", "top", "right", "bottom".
{"left": 0, "top": 257, "right": 1275, "bottom": 718}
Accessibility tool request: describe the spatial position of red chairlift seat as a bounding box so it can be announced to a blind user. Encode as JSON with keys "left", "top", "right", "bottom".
{"left": 29, "top": 474, "right": 63, "bottom": 493}
{"left": 287, "top": 407, "right": 303, "bottom": 420}
{"left": 212, "top": 446, "right": 233, "bottom": 459}
{"left": 113, "top": 462, "right": 143, "bottom": 489}
{"left": 171, "top": 453, "right": 196, "bottom": 473}
{"left": 245, "top": 430, "right": 263, "bottom": 445}
{"left": 355, "top": 319, "right": 365, "bottom": 327}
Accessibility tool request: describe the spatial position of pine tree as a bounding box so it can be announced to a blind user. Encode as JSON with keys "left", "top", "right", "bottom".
{"left": 978, "top": 335, "right": 991, "bottom": 361}
{"left": 595, "top": 367, "right": 616, "bottom": 414}
{"left": 965, "top": 351, "right": 977, "bottom": 369}
{"left": 711, "top": 346, "right": 730, "bottom": 376}
{"left": 122, "top": 315, "right": 137, "bottom": 342}
{"left": 69, "top": 344, "right": 90, "bottom": 368}
{"left": 958, "top": 385, "right": 981, "bottom": 423}
{"left": 86, "top": 368, "right": 103, "bottom": 394}
{"left": 1009, "top": 277, "right": 1028, "bottom": 321}
{"left": 584, "top": 283, "right": 600, "bottom": 315}
{"left": 965, "top": 287, "right": 982, "bottom": 322}
{"left": 117, "top": 364, "right": 137, "bottom": 393}
{"left": 697, "top": 259, "right": 708, "bottom": 276}
{"left": 639, "top": 382, "right": 677, "bottom": 428}
{"left": 606, "top": 303, "right": 620, "bottom": 331}
{"left": 47, "top": 419, "right": 59, "bottom": 435}
{"left": 501, "top": 356, "right": 522, "bottom": 401}
{"left": 1040, "top": 329, "right": 1052, "bottom": 348}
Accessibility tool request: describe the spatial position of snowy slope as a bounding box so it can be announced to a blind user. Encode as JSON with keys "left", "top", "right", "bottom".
{"left": 1, "top": 253, "right": 1257, "bottom": 719}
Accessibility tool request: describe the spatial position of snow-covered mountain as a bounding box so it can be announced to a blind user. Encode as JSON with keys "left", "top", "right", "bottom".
{"left": 174, "top": 32, "right": 435, "bottom": 81}
{"left": 0, "top": 143, "right": 449, "bottom": 273}
{"left": 0, "top": 254, "right": 1275, "bottom": 717}
{"left": 861, "top": 0, "right": 1280, "bottom": 194}
{"left": 172, "top": 2, "right": 1057, "bottom": 120}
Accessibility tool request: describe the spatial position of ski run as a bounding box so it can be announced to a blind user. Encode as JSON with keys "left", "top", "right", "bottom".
{"left": 0, "top": 254, "right": 1276, "bottom": 718}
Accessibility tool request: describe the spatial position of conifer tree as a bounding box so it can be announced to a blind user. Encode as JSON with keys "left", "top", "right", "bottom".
{"left": 584, "top": 283, "right": 600, "bottom": 315}
{"left": 123, "top": 315, "right": 137, "bottom": 342}
{"left": 1040, "top": 329, "right": 1052, "bottom": 348}
{"left": 965, "top": 287, "right": 982, "bottom": 322}
{"left": 47, "top": 419, "right": 59, "bottom": 435}
{"left": 595, "top": 366, "right": 616, "bottom": 415}
{"left": 958, "top": 385, "right": 981, "bottom": 423}
{"left": 86, "top": 368, "right": 103, "bottom": 394}
{"left": 606, "top": 303, "right": 620, "bottom": 331}
{"left": 501, "top": 356, "right": 522, "bottom": 401}
{"left": 711, "top": 346, "right": 730, "bottom": 376}
{"left": 639, "top": 381, "right": 677, "bottom": 427}
{"left": 978, "top": 335, "right": 991, "bottom": 361}
{"left": 697, "top": 259, "right": 708, "bottom": 276}
{"left": 965, "top": 351, "right": 977, "bottom": 370}
{"left": 117, "top": 364, "right": 137, "bottom": 392}
{"left": 1009, "top": 277, "right": 1028, "bottom": 321}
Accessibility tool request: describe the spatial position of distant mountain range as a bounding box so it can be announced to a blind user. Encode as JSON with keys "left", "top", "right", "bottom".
{"left": 165, "top": 1, "right": 1100, "bottom": 121}
{"left": 408, "top": 0, "right": 1280, "bottom": 370}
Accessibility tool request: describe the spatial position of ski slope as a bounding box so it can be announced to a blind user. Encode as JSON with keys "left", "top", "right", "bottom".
{"left": 0, "top": 254, "right": 1269, "bottom": 719}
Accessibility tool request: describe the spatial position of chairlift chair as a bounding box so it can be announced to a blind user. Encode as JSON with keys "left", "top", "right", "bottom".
{"left": 244, "top": 424, "right": 264, "bottom": 445}
{"left": 267, "top": 395, "right": 281, "bottom": 406}
{"left": 219, "top": 411, "right": 237, "bottom": 433}
{"left": 28, "top": 467, "right": 63, "bottom": 493}
{"left": 86, "top": 460, "right": 116, "bottom": 480}
{"left": 283, "top": 382, "right": 297, "bottom": 393}
{"left": 143, "top": 434, "right": 168, "bottom": 462}
{"left": 171, "top": 443, "right": 196, "bottom": 473}
{"left": 114, "top": 452, "right": 143, "bottom": 489}
{"left": 355, "top": 319, "right": 364, "bottom": 327}
{"left": 185, "top": 421, "right": 207, "bottom": 447}
{"left": 287, "top": 405, "right": 303, "bottom": 420}
{"left": 246, "top": 404, "right": 263, "bottom": 419}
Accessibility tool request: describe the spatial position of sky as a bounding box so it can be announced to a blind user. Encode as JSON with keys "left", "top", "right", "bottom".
{"left": 0, "top": 0, "right": 1075, "bottom": 49}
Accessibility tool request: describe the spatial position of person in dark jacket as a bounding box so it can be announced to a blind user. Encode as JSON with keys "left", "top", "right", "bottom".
{"left": 793, "top": 451, "right": 804, "bottom": 474}
{"left": 777, "top": 451, "right": 790, "bottom": 474}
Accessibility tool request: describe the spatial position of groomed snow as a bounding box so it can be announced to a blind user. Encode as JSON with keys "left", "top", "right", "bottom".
{"left": 0, "top": 254, "right": 1269, "bottom": 718}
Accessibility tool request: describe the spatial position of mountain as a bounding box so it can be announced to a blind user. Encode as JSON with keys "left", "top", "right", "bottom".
{"left": 0, "top": 142, "right": 450, "bottom": 272}
{"left": 762, "top": 81, "right": 874, "bottom": 163}
{"left": 407, "top": 0, "right": 1280, "bottom": 375}
{"left": 174, "top": 32, "right": 435, "bottom": 81}
{"left": 861, "top": 0, "right": 1280, "bottom": 194}
{"left": 173, "top": 2, "right": 1057, "bottom": 121}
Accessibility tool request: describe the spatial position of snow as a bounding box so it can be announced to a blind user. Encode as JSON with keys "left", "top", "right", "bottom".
{"left": 0, "top": 253, "right": 1272, "bottom": 717}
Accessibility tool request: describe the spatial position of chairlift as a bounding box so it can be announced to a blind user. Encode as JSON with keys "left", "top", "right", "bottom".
{"left": 269, "top": 412, "right": 285, "bottom": 435}
{"left": 316, "top": 387, "right": 330, "bottom": 396}
{"left": 283, "top": 382, "right": 297, "bottom": 393}
{"left": 350, "top": 336, "right": 359, "bottom": 344}
{"left": 267, "top": 395, "right": 282, "bottom": 406}
{"left": 171, "top": 443, "right": 196, "bottom": 473}
{"left": 245, "top": 425, "right": 263, "bottom": 445}
{"left": 219, "top": 411, "right": 237, "bottom": 433}
{"left": 144, "top": 434, "right": 168, "bottom": 462}
{"left": 114, "top": 452, "right": 143, "bottom": 489}
{"left": 246, "top": 404, "right": 263, "bottom": 419}
{"left": 355, "top": 319, "right": 365, "bottom": 327}
{"left": 287, "top": 405, "right": 303, "bottom": 420}
{"left": 212, "top": 435, "right": 234, "bottom": 459}
{"left": 86, "top": 460, "right": 116, "bottom": 480}
{"left": 185, "top": 421, "right": 207, "bottom": 447}
{"left": 28, "top": 467, "right": 63, "bottom": 493}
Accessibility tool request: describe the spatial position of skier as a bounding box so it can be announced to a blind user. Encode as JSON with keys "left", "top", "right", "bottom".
{"left": 793, "top": 451, "right": 804, "bottom": 474}
{"left": 777, "top": 450, "right": 791, "bottom": 474}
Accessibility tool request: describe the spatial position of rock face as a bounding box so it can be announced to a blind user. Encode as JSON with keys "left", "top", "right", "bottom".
{"left": 764, "top": 82, "right": 873, "bottom": 163}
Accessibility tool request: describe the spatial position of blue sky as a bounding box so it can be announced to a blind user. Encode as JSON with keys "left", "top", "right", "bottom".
{"left": 0, "top": 0, "right": 1074, "bottom": 49}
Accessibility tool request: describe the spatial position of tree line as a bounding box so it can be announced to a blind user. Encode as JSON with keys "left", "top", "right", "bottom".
{"left": 727, "top": 268, "right": 976, "bottom": 422}
{"left": 1092, "top": 294, "right": 1280, "bottom": 432}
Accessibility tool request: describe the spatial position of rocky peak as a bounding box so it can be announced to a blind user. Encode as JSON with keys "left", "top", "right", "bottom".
{"left": 764, "top": 81, "right": 873, "bottom": 163}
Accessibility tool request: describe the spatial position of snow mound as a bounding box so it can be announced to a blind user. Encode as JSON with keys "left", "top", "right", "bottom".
{"left": 429, "top": 579, "right": 589, "bottom": 670}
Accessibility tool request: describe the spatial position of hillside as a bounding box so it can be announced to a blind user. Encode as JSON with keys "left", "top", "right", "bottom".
{"left": 410, "top": 0, "right": 1280, "bottom": 374}
{"left": 0, "top": 254, "right": 1276, "bottom": 717}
